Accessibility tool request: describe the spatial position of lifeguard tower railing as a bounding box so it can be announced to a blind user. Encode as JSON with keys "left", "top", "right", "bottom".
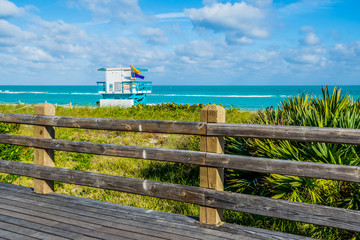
{"left": 96, "top": 81, "right": 152, "bottom": 95}
{"left": 96, "top": 81, "right": 106, "bottom": 93}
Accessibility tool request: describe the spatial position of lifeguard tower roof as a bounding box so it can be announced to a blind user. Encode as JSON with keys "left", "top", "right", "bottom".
{"left": 98, "top": 67, "right": 148, "bottom": 72}
{"left": 96, "top": 66, "right": 152, "bottom": 107}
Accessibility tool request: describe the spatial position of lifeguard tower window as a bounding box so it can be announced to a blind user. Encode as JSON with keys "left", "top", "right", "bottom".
{"left": 115, "top": 82, "right": 122, "bottom": 92}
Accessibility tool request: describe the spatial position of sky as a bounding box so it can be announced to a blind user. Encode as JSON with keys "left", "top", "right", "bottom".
{"left": 0, "top": 0, "right": 360, "bottom": 85}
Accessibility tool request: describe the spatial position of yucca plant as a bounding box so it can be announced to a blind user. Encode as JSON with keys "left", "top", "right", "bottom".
{"left": 225, "top": 86, "right": 360, "bottom": 239}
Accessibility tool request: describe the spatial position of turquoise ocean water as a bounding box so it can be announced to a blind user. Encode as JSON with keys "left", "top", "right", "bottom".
{"left": 0, "top": 85, "right": 360, "bottom": 110}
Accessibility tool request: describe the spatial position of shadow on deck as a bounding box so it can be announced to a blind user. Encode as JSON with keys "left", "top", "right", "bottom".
{"left": 0, "top": 183, "right": 309, "bottom": 240}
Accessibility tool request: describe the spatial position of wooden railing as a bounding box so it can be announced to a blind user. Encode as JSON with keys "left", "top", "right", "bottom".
{"left": 1, "top": 103, "right": 360, "bottom": 234}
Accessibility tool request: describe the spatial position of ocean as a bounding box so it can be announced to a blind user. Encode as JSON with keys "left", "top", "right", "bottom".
{"left": 0, "top": 85, "right": 360, "bottom": 110}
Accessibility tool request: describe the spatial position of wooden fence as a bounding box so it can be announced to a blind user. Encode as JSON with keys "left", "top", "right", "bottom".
{"left": 1, "top": 103, "right": 360, "bottom": 234}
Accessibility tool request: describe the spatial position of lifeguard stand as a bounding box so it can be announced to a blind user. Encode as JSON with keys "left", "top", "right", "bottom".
{"left": 96, "top": 66, "right": 152, "bottom": 107}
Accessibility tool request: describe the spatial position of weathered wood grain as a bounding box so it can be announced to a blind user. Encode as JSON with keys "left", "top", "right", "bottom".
{"left": 3, "top": 113, "right": 360, "bottom": 145}
{"left": 0, "top": 133, "right": 206, "bottom": 164}
{"left": 0, "top": 113, "right": 206, "bottom": 135}
{"left": 200, "top": 105, "right": 225, "bottom": 225}
{"left": 203, "top": 222, "right": 313, "bottom": 240}
{"left": 0, "top": 197, "right": 200, "bottom": 240}
{"left": 0, "top": 183, "right": 311, "bottom": 240}
{"left": 1, "top": 183, "right": 309, "bottom": 240}
{"left": 208, "top": 123, "right": 360, "bottom": 145}
{"left": 0, "top": 223, "right": 40, "bottom": 240}
{"left": 0, "top": 186, "right": 235, "bottom": 240}
{"left": 0, "top": 210, "right": 124, "bottom": 240}
{"left": 33, "top": 103, "right": 55, "bottom": 194}
{"left": 0, "top": 203, "right": 167, "bottom": 240}
{"left": 0, "top": 220, "right": 65, "bottom": 240}
{"left": 205, "top": 153, "right": 360, "bottom": 183}
{"left": 0, "top": 215, "right": 70, "bottom": 240}
{"left": 1, "top": 160, "right": 359, "bottom": 232}
{"left": 1, "top": 134, "right": 360, "bottom": 183}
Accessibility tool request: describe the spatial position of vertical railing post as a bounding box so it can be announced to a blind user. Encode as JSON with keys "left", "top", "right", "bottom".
{"left": 34, "top": 103, "right": 55, "bottom": 194}
{"left": 200, "top": 105, "right": 225, "bottom": 225}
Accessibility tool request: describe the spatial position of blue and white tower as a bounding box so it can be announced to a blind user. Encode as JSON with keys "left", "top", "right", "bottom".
{"left": 96, "top": 66, "right": 152, "bottom": 107}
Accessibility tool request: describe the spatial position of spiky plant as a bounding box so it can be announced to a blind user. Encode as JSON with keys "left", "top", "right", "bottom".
{"left": 225, "top": 86, "right": 360, "bottom": 239}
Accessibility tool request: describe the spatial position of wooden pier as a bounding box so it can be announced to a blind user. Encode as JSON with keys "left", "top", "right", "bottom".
{"left": 1, "top": 103, "right": 360, "bottom": 239}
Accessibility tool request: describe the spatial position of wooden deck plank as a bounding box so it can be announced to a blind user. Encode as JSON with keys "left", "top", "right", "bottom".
{"left": 0, "top": 183, "right": 313, "bottom": 240}
{"left": 0, "top": 197, "right": 194, "bottom": 240}
{"left": 0, "top": 184, "right": 289, "bottom": 240}
{"left": 0, "top": 208, "right": 125, "bottom": 240}
{"left": 0, "top": 222, "right": 41, "bottom": 240}
{"left": 0, "top": 189, "right": 228, "bottom": 240}
{"left": 0, "top": 217, "right": 69, "bottom": 240}
{"left": 0, "top": 204, "right": 145, "bottom": 240}
{"left": 204, "top": 223, "right": 312, "bottom": 240}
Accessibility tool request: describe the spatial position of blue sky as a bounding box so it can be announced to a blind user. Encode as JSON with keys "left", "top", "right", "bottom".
{"left": 0, "top": 0, "right": 360, "bottom": 85}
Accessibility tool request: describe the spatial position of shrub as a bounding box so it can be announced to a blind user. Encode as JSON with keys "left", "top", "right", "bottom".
{"left": 226, "top": 86, "right": 360, "bottom": 239}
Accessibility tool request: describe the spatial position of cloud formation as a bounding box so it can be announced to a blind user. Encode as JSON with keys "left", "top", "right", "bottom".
{"left": 0, "top": 0, "right": 24, "bottom": 18}
{"left": 0, "top": 0, "right": 359, "bottom": 85}
{"left": 299, "top": 26, "right": 320, "bottom": 45}
{"left": 138, "top": 27, "right": 168, "bottom": 45}
{"left": 186, "top": 2, "right": 270, "bottom": 44}
{"left": 74, "top": 0, "right": 143, "bottom": 23}
{"left": 278, "top": 0, "right": 337, "bottom": 16}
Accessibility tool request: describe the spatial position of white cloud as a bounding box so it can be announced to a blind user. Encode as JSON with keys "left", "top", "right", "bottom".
{"left": 245, "top": 50, "right": 278, "bottom": 63}
{"left": 185, "top": 2, "right": 270, "bottom": 44}
{"left": 303, "top": 32, "right": 320, "bottom": 45}
{"left": 0, "top": 0, "right": 24, "bottom": 18}
{"left": 186, "top": 2, "right": 265, "bottom": 31}
{"left": 19, "top": 46, "right": 55, "bottom": 62}
{"left": 300, "top": 25, "right": 314, "bottom": 33}
{"left": 155, "top": 12, "right": 186, "bottom": 19}
{"left": 278, "top": 0, "right": 337, "bottom": 16}
{"left": 151, "top": 65, "right": 165, "bottom": 73}
{"left": 329, "top": 41, "right": 360, "bottom": 69}
{"left": 289, "top": 54, "right": 321, "bottom": 65}
{"left": 0, "top": 19, "right": 23, "bottom": 37}
{"left": 299, "top": 26, "right": 320, "bottom": 45}
{"left": 138, "top": 27, "right": 168, "bottom": 45}
{"left": 175, "top": 40, "right": 214, "bottom": 60}
{"left": 246, "top": 0, "right": 273, "bottom": 8}
{"left": 31, "top": 19, "right": 90, "bottom": 58}
{"left": 226, "top": 35, "right": 254, "bottom": 44}
{"left": 202, "top": 0, "right": 217, "bottom": 6}
{"left": 74, "top": 0, "right": 143, "bottom": 23}
{"left": 283, "top": 46, "right": 328, "bottom": 69}
{"left": 0, "top": 19, "right": 34, "bottom": 46}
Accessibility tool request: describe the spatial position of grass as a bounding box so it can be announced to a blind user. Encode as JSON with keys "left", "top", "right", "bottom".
{"left": 0, "top": 103, "right": 253, "bottom": 218}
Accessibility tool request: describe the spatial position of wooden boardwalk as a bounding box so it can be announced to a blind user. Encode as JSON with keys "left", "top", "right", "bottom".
{"left": 0, "top": 183, "right": 310, "bottom": 240}
{"left": 2, "top": 105, "right": 359, "bottom": 239}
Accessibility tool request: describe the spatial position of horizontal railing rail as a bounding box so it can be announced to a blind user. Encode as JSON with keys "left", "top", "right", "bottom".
{"left": 0, "top": 113, "right": 206, "bottom": 135}
{"left": 208, "top": 123, "right": 360, "bottom": 145}
{"left": 1, "top": 104, "right": 360, "bottom": 234}
{"left": 1, "top": 159, "right": 360, "bottom": 232}
{"left": 2, "top": 112, "right": 360, "bottom": 145}
{"left": 1, "top": 134, "right": 360, "bottom": 183}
